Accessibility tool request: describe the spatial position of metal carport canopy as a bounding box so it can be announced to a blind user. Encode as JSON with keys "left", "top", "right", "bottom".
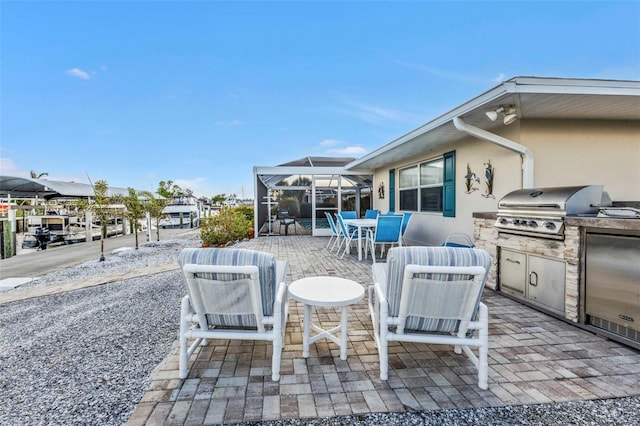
{"left": 0, "top": 176, "right": 131, "bottom": 199}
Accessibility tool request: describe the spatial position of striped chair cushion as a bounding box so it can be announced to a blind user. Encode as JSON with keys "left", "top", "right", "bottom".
{"left": 179, "top": 248, "right": 277, "bottom": 327}
{"left": 385, "top": 246, "right": 492, "bottom": 333}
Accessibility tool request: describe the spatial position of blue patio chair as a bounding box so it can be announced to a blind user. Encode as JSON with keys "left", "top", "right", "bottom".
{"left": 338, "top": 210, "right": 358, "bottom": 233}
{"left": 442, "top": 233, "right": 475, "bottom": 248}
{"left": 339, "top": 210, "right": 357, "bottom": 219}
{"left": 401, "top": 212, "right": 412, "bottom": 244}
{"left": 336, "top": 214, "right": 367, "bottom": 259}
{"left": 365, "top": 214, "right": 403, "bottom": 262}
{"left": 324, "top": 211, "right": 342, "bottom": 253}
{"left": 364, "top": 209, "right": 379, "bottom": 219}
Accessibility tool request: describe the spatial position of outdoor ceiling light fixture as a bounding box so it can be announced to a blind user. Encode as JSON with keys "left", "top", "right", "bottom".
{"left": 485, "top": 105, "right": 518, "bottom": 125}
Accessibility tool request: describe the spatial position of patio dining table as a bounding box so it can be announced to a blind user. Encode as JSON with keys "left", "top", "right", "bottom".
{"left": 342, "top": 218, "right": 377, "bottom": 260}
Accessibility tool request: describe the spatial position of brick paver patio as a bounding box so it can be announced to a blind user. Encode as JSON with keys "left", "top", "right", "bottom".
{"left": 127, "top": 236, "right": 640, "bottom": 425}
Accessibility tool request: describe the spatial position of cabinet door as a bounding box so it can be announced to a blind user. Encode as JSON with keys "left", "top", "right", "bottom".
{"left": 528, "top": 254, "right": 566, "bottom": 314}
{"left": 500, "top": 249, "right": 527, "bottom": 296}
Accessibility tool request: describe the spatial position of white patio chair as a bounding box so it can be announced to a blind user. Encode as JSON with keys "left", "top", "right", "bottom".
{"left": 368, "top": 246, "right": 492, "bottom": 389}
{"left": 178, "top": 247, "right": 288, "bottom": 381}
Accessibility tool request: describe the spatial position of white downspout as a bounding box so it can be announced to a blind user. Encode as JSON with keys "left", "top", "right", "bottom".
{"left": 453, "top": 116, "right": 534, "bottom": 188}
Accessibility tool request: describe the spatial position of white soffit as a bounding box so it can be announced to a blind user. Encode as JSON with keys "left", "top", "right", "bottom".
{"left": 347, "top": 77, "right": 640, "bottom": 171}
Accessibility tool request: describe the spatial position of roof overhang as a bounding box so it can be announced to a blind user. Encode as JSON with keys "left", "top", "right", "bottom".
{"left": 346, "top": 76, "right": 640, "bottom": 171}
{"left": 254, "top": 166, "right": 373, "bottom": 189}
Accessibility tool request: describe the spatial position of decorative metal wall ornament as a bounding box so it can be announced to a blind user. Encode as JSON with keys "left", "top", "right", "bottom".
{"left": 378, "top": 182, "right": 385, "bottom": 199}
{"left": 464, "top": 163, "right": 480, "bottom": 194}
{"left": 482, "top": 160, "right": 495, "bottom": 198}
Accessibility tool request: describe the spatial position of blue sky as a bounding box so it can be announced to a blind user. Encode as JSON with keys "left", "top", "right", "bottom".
{"left": 2, "top": 1, "right": 639, "bottom": 199}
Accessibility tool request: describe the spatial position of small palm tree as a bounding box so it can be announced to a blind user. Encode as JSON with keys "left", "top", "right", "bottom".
{"left": 89, "top": 179, "right": 111, "bottom": 261}
{"left": 123, "top": 188, "right": 146, "bottom": 249}
{"left": 140, "top": 191, "right": 167, "bottom": 242}
{"left": 30, "top": 170, "right": 48, "bottom": 179}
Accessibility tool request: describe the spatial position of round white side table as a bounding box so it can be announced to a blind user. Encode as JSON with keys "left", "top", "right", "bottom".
{"left": 288, "top": 276, "right": 365, "bottom": 360}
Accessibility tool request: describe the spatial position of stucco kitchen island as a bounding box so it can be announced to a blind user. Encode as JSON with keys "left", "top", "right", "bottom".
{"left": 473, "top": 211, "right": 640, "bottom": 350}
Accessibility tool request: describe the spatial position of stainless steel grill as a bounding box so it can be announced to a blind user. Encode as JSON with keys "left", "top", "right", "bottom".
{"left": 495, "top": 185, "right": 605, "bottom": 239}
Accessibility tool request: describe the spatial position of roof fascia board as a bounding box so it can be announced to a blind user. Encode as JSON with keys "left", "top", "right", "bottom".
{"left": 347, "top": 84, "right": 512, "bottom": 170}
{"left": 514, "top": 84, "right": 640, "bottom": 96}
{"left": 512, "top": 76, "right": 640, "bottom": 92}
{"left": 255, "top": 166, "right": 365, "bottom": 176}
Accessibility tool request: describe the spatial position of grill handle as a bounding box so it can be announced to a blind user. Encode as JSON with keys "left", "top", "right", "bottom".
{"left": 499, "top": 203, "right": 561, "bottom": 209}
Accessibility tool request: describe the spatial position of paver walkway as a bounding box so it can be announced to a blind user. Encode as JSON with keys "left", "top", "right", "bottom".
{"left": 126, "top": 236, "right": 640, "bottom": 425}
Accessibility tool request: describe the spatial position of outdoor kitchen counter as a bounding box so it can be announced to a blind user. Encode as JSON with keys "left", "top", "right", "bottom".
{"left": 472, "top": 212, "right": 497, "bottom": 220}
{"left": 564, "top": 216, "right": 640, "bottom": 231}
{"left": 472, "top": 211, "right": 640, "bottom": 231}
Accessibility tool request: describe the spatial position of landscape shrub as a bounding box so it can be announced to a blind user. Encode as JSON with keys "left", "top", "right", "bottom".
{"left": 200, "top": 206, "right": 254, "bottom": 247}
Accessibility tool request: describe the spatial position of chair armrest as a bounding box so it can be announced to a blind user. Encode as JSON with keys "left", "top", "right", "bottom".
{"left": 276, "top": 260, "right": 288, "bottom": 286}
{"left": 274, "top": 260, "right": 289, "bottom": 323}
{"left": 372, "top": 263, "right": 387, "bottom": 294}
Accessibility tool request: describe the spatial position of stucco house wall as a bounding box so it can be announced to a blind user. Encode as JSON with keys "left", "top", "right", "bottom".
{"left": 521, "top": 119, "right": 640, "bottom": 201}
{"left": 371, "top": 118, "right": 640, "bottom": 247}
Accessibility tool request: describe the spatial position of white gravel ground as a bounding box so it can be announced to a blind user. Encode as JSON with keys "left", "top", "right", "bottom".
{"left": 0, "top": 236, "right": 200, "bottom": 425}
{"left": 1, "top": 235, "right": 639, "bottom": 425}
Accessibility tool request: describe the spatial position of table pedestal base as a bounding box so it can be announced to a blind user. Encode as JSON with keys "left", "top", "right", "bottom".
{"left": 302, "top": 304, "right": 350, "bottom": 360}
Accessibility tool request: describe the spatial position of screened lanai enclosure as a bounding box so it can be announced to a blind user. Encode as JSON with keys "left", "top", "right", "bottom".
{"left": 253, "top": 157, "right": 373, "bottom": 237}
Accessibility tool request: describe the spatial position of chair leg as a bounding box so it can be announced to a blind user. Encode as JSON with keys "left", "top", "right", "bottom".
{"left": 272, "top": 331, "right": 282, "bottom": 381}
{"left": 379, "top": 325, "right": 388, "bottom": 380}
{"left": 326, "top": 235, "right": 335, "bottom": 250}
{"left": 179, "top": 296, "right": 191, "bottom": 379}
{"left": 179, "top": 334, "right": 188, "bottom": 379}
{"left": 478, "top": 303, "right": 489, "bottom": 390}
{"left": 340, "top": 239, "right": 349, "bottom": 259}
{"left": 332, "top": 234, "right": 343, "bottom": 253}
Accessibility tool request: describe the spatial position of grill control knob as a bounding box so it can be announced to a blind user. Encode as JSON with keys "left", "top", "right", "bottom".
{"left": 543, "top": 221, "right": 556, "bottom": 230}
{"left": 499, "top": 218, "right": 509, "bottom": 225}
{"left": 528, "top": 220, "right": 538, "bottom": 227}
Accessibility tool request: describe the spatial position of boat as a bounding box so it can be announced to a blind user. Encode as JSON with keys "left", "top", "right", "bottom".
{"left": 159, "top": 195, "right": 202, "bottom": 229}
{"left": 25, "top": 213, "right": 79, "bottom": 245}
{"left": 64, "top": 218, "right": 124, "bottom": 244}
{"left": 25, "top": 211, "right": 124, "bottom": 246}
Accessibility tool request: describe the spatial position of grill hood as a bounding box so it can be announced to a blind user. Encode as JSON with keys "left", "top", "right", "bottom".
{"left": 498, "top": 185, "right": 605, "bottom": 218}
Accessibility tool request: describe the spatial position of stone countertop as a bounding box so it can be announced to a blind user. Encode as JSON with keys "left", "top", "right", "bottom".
{"left": 472, "top": 212, "right": 497, "bottom": 219}
{"left": 564, "top": 215, "right": 640, "bottom": 231}
{"left": 473, "top": 211, "right": 640, "bottom": 231}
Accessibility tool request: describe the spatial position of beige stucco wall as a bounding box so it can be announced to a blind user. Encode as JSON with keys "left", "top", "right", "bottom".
{"left": 521, "top": 119, "right": 640, "bottom": 201}
{"left": 371, "top": 118, "right": 640, "bottom": 247}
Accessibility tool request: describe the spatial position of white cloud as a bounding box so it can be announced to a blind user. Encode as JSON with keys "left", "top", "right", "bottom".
{"left": 493, "top": 73, "right": 507, "bottom": 83}
{"left": 395, "top": 60, "right": 482, "bottom": 83}
{"left": 0, "top": 157, "right": 87, "bottom": 183}
{"left": 319, "top": 139, "right": 340, "bottom": 147}
{"left": 65, "top": 68, "right": 91, "bottom": 80}
{"left": 173, "top": 177, "right": 211, "bottom": 197}
{"left": 215, "top": 119, "right": 242, "bottom": 126}
{"left": 337, "top": 98, "right": 403, "bottom": 125}
{"left": 326, "top": 146, "right": 368, "bottom": 155}
{"left": 0, "top": 157, "right": 24, "bottom": 176}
